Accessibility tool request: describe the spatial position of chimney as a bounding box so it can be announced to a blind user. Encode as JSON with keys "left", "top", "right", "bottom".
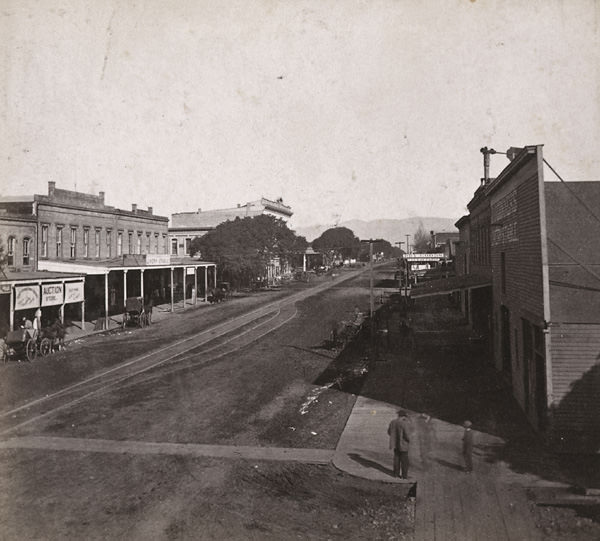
{"left": 480, "top": 146, "right": 497, "bottom": 184}
{"left": 147, "top": 206, "right": 153, "bottom": 215}
{"left": 99, "top": 191, "right": 105, "bottom": 204}
{"left": 48, "top": 181, "right": 56, "bottom": 196}
{"left": 197, "top": 208, "right": 202, "bottom": 213}
{"left": 132, "top": 203, "right": 137, "bottom": 212}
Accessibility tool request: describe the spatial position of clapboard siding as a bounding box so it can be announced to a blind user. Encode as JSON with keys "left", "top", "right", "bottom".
{"left": 550, "top": 324, "right": 600, "bottom": 446}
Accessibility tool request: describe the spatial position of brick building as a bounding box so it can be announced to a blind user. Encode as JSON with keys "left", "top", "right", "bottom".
{"left": 414, "top": 145, "right": 600, "bottom": 452}
{"left": 0, "top": 183, "right": 216, "bottom": 330}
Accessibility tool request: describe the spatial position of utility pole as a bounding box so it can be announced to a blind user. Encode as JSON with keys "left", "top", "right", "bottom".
{"left": 405, "top": 234, "right": 411, "bottom": 298}
{"left": 369, "top": 240, "right": 374, "bottom": 322}
{"left": 395, "top": 241, "right": 404, "bottom": 290}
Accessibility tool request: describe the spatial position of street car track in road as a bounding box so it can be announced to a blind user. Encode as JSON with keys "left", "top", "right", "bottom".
{"left": 0, "top": 270, "right": 365, "bottom": 436}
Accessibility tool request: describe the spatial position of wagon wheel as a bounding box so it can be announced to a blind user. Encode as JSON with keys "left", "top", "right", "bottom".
{"left": 26, "top": 338, "right": 37, "bottom": 361}
{"left": 39, "top": 337, "right": 52, "bottom": 357}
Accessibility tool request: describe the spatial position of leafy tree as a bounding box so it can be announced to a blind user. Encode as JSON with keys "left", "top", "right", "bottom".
{"left": 413, "top": 222, "right": 430, "bottom": 253}
{"left": 357, "top": 238, "right": 395, "bottom": 262}
{"left": 190, "top": 215, "right": 307, "bottom": 288}
{"left": 312, "top": 227, "right": 361, "bottom": 261}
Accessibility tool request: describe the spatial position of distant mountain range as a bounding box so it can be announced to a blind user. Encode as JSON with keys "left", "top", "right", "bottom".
{"left": 293, "top": 217, "right": 458, "bottom": 243}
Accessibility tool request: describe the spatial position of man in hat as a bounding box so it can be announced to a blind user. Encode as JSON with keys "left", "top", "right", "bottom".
{"left": 388, "top": 410, "right": 411, "bottom": 478}
{"left": 462, "top": 420, "right": 474, "bottom": 473}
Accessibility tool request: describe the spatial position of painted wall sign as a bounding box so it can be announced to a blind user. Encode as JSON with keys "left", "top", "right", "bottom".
{"left": 14, "top": 285, "right": 40, "bottom": 310}
{"left": 146, "top": 254, "right": 171, "bottom": 266}
{"left": 65, "top": 282, "right": 84, "bottom": 304}
{"left": 41, "top": 283, "right": 64, "bottom": 306}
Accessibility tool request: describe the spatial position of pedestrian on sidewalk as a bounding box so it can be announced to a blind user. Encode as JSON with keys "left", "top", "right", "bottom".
{"left": 462, "top": 420, "right": 474, "bottom": 473}
{"left": 388, "top": 410, "right": 411, "bottom": 479}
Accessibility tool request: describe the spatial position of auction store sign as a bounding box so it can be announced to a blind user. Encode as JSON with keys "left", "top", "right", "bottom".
{"left": 41, "top": 283, "right": 64, "bottom": 306}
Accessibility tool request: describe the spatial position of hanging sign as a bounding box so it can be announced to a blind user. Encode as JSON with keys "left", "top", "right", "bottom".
{"left": 14, "top": 285, "right": 40, "bottom": 310}
{"left": 65, "top": 282, "right": 84, "bottom": 304}
{"left": 41, "top": 283, "right": 64, "bottom": 306}
{"left": 186, "top": 267, "right": 195, "bottom": 275}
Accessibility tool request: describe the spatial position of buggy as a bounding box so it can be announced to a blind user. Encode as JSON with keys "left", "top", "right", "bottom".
{"left": 122, "top": 296, "right": 151, "bottom": 328}
{"left": 3, "top": 328, "right": 53, "bottom": 362}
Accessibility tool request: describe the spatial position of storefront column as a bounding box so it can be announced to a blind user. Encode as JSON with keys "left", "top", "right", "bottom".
{"left": 170, "top": 267, "right": 174, "bottom": 312}
{"left": 123, "top": 270, "right": 128, "bottom": 308}
{"left": 204, "top": 266, "right": 208, "bottom": 301}
{"left": 9, "top": 286, "right": 14, "bottom": 330}
{"left": 183, "top": 267, "right": 186, "bottom": 309}
{"left": 214, "top": 264, "right": 217, "bottom": 289}
{"left": 303, "top": 253, "right": 307, "bottom": 272}
{"left": 104, "top": 273, "right": 109, "bottom": 329}
{"left": 194, "top": 267, "right": 198, "bottom": 305}
{"left": 78, "top": 279, "right": 84, "bottom": 329}
{"left": 140, "top": 269, "right": 144, "bottom": 301}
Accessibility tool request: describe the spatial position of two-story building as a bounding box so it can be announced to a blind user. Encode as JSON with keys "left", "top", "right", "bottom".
{"left": 0, "top": 183, "right": 217, "bottom": 331}
{"left": 413, "top": 145, "right": 600, "bottom": 453}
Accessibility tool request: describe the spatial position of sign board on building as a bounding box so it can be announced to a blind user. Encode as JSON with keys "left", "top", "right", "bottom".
{"left": 14, "top": 285, "right": 40, "bottom": 310}
{"left": 146, "top": 254, "right": 171, "bottom": 266}
{"left": 65, "top": 282, "right": 84, "bottom": 304}
{"left": 41, "top": 283, "right": 64, "bottom": 306}
{"left": 186, "top": 267, "right": 195, "bottom": 275}
{"left": 405, "top": 253, "right": 446, "bottom": 261}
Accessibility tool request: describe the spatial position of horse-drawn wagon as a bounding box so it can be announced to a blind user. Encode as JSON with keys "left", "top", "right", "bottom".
{"left": 122, "top": 296, "right": 152, "bottom": 328}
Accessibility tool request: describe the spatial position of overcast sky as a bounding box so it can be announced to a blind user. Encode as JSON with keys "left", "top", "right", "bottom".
{"left": 2, "top": 0, "right": 599, "bottom": 228}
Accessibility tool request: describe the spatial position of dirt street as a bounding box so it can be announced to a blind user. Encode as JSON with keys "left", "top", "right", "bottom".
{"left": 0, "top": 268, "right": 414, "bottom": 540}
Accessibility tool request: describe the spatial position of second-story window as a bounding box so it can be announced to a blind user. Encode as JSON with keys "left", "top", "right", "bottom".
{"left": 146, "top": 233, "right": 151, "bottom": 253}
{"left": 56, "top": 226, "right": 63, "bottom": 258}
{"left": 128, "top": 232, "right": 133, "bottom": 254}
{"left": 95, "top": 229, "right": 101, "bottom": 258}
{"left": 137, "top": 233, "right": 142, "bottom": 254}
{"left": 23, "top": 237, "right": 31, "bottom": 266}
{"left": 171, "top": 238, "right": 178, "bottom": 255}
{"left": 83, "top": 228, "right": 90, "bottom": 258}
{"left": 163, "top": 234, "right": 167, "bottom": 254}
{"left": 117, "top": 231, "right": 123, "bottom": 256}
{"left": 7, "top": 236, "right": 15, "bottom": 266}
{"left": 154, "top": 233, "right": 159, "bottom": 254}
{"left": 41, "top": 225, "right": 48, "bottom": 258}
{"left": 70, "top": 227, "right": 77, "bottom": 259}
{"left": 106, "top": 229, "right": 112, "bottom": 257}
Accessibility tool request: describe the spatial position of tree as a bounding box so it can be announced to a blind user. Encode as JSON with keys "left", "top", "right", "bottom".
{"left": 413, "top": 222, "right": 430, "bottom": 253}
{"left": 357, "top": 238, "right": 395, "bottom": 262}
{"left": 312, "top": 227, "right": 361, "bottom": 261}
{"left": 190, "top": 215, "right": 307, "bottom": 288}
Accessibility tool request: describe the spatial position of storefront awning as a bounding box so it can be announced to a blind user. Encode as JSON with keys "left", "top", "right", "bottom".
{"left": 410, "top": 274, "right": 491, "bottom": 299}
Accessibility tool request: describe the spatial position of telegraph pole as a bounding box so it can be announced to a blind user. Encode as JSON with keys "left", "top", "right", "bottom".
{"left": 405, "top": 234, "right": 411, "bottom": 298}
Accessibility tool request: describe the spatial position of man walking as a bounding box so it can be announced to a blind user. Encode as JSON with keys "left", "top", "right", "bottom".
{"left": 462, "top": 420, "right": 474, "bottom": 473}
{"left": 388, "top": 410, "right": 411, "bottom": 479}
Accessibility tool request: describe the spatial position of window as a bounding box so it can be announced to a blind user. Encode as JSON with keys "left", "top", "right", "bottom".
{"left": 95, "top": 229, "right": 101, "bottom": 258}
{"left": 83, "top": 228, "right": 90, "bottom": 258}
{"left": 185, "top": 238, "right": 191, "bottom": 255}
{"left": 155, "top": 233, "right": 159, "bottom": 254}
{"left": 106, "top": 229, "right": 112, "bottom": 257}
{"left": 128, "top": 232, "right": 133, "bottom": 254}
{"left": 7, "top": 236, "right": 15, "bottom": 266}
{"left": 146, "top": 233, "right": 151, "bottom": 253}
{"left": 23, "top": 237, "right": 31, "bottom": 266}
{"left": 56, "top": 226, "right": 63, "bottom": 258}
{"left": 171, "top": 238, "right": 178, "bottom": 255}
{"left": 117, "top": 231, "right": 123, "bottom": 256}
{"left": 163, "top": 234, "right": 167, "bottom": 254}
{"left": 70, "top": 227, "right": 77, "bottom": 259}
{"left": 41, "top": 225, "right": 48, "bottom": 258}
{"left": 137, "top": 233, "right": 142, "bottom": 254}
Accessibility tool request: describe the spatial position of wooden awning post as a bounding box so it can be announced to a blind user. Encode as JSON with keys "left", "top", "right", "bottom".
{"left": 170, "top": 267, "right": 174, "bottom": 312}
{"left": 104, "top": 273, "right": 109, "bottom": 329}
{"left": 204, "top": 266, "right": 208, "bottom": 302}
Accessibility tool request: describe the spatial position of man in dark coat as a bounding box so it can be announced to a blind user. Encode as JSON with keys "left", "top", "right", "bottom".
{"left": 462, "top": 420, "right": 474, "bottom": 473}
{"left": 388, "top": 410, "right": 411, "bottom": 479}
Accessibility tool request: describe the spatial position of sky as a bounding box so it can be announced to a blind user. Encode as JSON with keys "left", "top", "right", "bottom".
{"left": 1, "top": 0, "right": 599, "bottom": 229}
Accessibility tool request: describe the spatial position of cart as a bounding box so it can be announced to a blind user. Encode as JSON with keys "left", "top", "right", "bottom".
{"left": 3, "top": 328, "right": 52, "bottom": 362}
{"left": 122, "top": 296, "right": 150, "bottom": 328}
